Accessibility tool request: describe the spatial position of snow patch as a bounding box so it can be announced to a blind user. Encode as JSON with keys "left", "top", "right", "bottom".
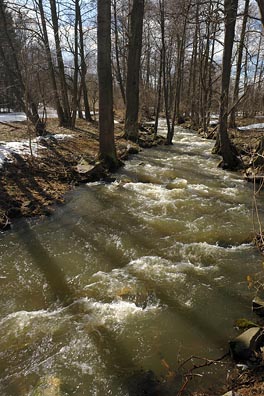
{"left": 0, "top": 140, "right": 46, "bottom": 167}
{"left": 238, "top": 123, "right": 264, "bottom": 131}
{"left": 0, "top": 134, "right": 73, "bottom": 168}
{"left": 49, "top": 134, "right": 73, "bottom": 140}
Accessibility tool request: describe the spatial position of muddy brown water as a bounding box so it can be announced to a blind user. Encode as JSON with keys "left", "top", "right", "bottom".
{"left": 0, "top": 123, "right": 262, "bottom": 395}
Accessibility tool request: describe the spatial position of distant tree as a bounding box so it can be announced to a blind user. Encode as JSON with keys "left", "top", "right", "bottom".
{"left": 124, "top": 0, "right": 145, "bottom": 142}
{"left": 97, "top": 0, "right": 119, "bottom": 169}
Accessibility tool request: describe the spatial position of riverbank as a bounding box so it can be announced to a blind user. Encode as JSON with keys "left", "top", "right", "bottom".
{"left": 2, "top": 116, "right": 263, "bottom": 232}
{"left": 0, "top": 118, "right": 165, "bottom": 230}
{"left": 184, "top": 117, "right": 264, "bottom": 181}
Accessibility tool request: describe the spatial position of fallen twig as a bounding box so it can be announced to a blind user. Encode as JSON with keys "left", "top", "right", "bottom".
{"left": 0, "top": 121, "right": 20, "bottom": 129}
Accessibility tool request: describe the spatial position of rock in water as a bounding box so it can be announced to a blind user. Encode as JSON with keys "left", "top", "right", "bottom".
{"left": 252, "top": 296, "right": 264, "bottom": 317}
{"left": 229, "top": 327, "right": 264, "bottom": 361}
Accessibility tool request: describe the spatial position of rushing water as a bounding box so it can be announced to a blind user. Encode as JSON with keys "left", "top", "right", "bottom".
{"left": 0, "top": 124, "right": 263, "bottom": 395}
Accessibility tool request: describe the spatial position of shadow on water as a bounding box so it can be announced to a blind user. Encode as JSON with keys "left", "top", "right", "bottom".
{"left": 2, "top": 218, "right": 171, "bottom": 395}
{"left": 0, "top": 147, "right": 255, "bottom": 395}
{"left": 2, "top": 221, "right": 180, "bottom": 396}
{"left": 59, "top": 184, "right": 252, "bottom": 348}
{"left": 88, "top": 327, "right": 180, "bottom": 396}
{"left": 16, "top": 219, "right": 74, "bottom": 306}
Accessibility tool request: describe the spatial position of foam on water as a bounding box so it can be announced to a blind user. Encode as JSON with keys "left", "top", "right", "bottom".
{"left": 188, "top": 183, "right": 209, "bottom": 195}
{"left": 0, "top": 124, "right": 261, "bottom": 395}
{"left": 0, "top": 307, "right": 65, "bottom": 327}
{"left": 127, "top": 256, "right": 215, "bottom": 283}
{"left": 87, "top": 299, "right": 156, "bottom": 327}
{"left": 123, "top": 182, "right": 186, "bottom": 202}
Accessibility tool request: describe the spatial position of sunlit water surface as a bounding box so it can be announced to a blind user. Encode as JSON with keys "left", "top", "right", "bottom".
{"left": 0, "top": 123, "right": 262, "bottom": 395}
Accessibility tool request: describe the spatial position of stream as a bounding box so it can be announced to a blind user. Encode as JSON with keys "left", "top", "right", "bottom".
{"left": 0, "top": 123, "right": 262, "bottom": 395}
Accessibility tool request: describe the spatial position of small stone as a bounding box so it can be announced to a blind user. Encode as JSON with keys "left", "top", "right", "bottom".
{"left": 127, "top": 145, "right": 139, "bottom": 155}
{"left": 76, "top": 159, "right": 94, "bottom": 174}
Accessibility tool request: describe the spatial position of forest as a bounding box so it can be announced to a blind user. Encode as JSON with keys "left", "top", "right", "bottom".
{"left": 1, "top": 0, "right": 264, "bottom": 166}
{"left": 1, "top": 0, "right": 264, "bottom": 395}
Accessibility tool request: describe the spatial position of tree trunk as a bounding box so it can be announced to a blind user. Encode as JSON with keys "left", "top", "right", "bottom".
{"left": 124, "top": 0, "right": 145, "bottom": 141}
{"left": 229, "top": 0, "right": 249, "bottom": 128}
{"left": 159, "top": 0, "right": 172, "bottom": 144}
{"left": 71, "top": 0, "right": 79, "bottom": 128}
{"left": 154, "top": 50, "right": 163, "bottom": 137}
{"left": 49, "top": 0, "right": 72, "bottom": 126}
{"left": 36, "top": 0, "right": 65, "bottom": 126}
{"left": 77, "top": 0, "right": 93, "bottom": 122}
{"left": 216, "top": 0, "right": 241, "bottom": 169}
{"left": 113, "top": 0, "right": 126, "bottom": 106}
{"left": 97, "top": 0, "right": 119, "bottom": 170}
{"left": 0, "top": 1, "right": 45, "bottom": 135}
{"left": 190, "top": 2, "right": 200, "bottom": 129}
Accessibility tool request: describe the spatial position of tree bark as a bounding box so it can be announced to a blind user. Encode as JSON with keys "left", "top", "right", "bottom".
{"left": 36, "top": 0, "right": 65, "bottom": 126}
{"left": 124, "top": 0, "right": 145, "bottom": 141}
{"left": 113, "top": 0, "right": 126, "bottom": 106}
{"left": 71, "top": 0, "right": 79, "bottom": 128}
{"left": 154, "top": 49, "right": 163, "bottom": 137}
{"left": 77, "top": 0, "right": 93, "bottom": 122}
{"left": 49, "top": 0, "right": 72, "bottom": 126}
{"left": 216, "top": 0, "right": 241, "bottom": 169}
{"left": 229, "top": 0, "right": 249, "bottom": 128}
{"left": 159, "top": 0, "right": 172, "bottom": 144}
{"left": 190, "top": 2, "right": 200, "bottom": 129}
{"left": 0, "top": 1, "right": 45, "bottom": 135}
{"left": 97, "top": 0, "right": 119, "bottom": 170}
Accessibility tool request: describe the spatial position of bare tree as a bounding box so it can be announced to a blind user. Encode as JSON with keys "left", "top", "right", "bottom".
{"left": 0, "top": 0, "right": 45, "bottom": 135}
{"left": 77, "top": 0, "right": 93, "bottom": 122}
{"left": 35, "top": 0, "right": 65, "bottom": 126}
{"left": 113, "top": 0, "right": 126, "bottom": 106}
{"left": 229, "top": 0, "right": 250, "bottom": 128}
{"left": 216, "top": 0, "right": 242, "bottom": 169}
{"left": 124, "top": 0, "right": 145, "bottom": 141}
{"left": 97, "top": 0, "right": 119, "bottom": 169}
{"left": 49, "top": 0, "right": 72, "bottom": 126}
